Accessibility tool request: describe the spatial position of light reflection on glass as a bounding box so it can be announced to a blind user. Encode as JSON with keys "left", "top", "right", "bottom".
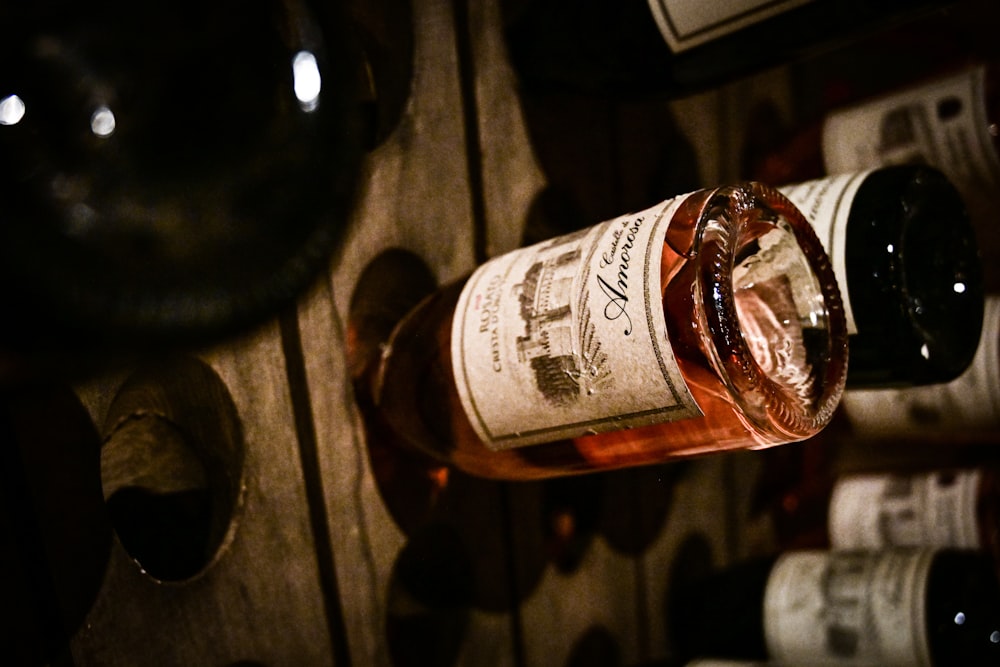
{"left": 955, "top": 611, "right": 966, "bottom": 625}
{"left": 990, "top": 630, "right": 1000, "bottom": 643}
{"left": 954, "top": 281, "right": 967, "bottom": 294}
{"left": 292, "top": 50, "right": 321, "bottom": 111}
{"left": 920, "top": 343, "right": 930, "bottom": 359}
{"left": 90, "top": 105, "right": 116, "bottom": 137}
{"left": 0, "top": 94, "right": 26, "bottom": 126}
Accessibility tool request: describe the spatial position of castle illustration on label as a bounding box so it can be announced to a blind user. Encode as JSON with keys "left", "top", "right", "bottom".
{"left": 512, "top": 232, "right": 612, "bottom": 408}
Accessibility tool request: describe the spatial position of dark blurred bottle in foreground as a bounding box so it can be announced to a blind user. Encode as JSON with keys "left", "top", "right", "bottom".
{"left": 0, "top": 0, "right": 366, "bottom": 375}
{"left": 671, "top": 548, "right": 1000, "bottom": 666}
{"left": 778, "top": 166, "right": 984, "bottom": 388}
{"left": 502, "top": 0, "right": 953, "bottom": 99}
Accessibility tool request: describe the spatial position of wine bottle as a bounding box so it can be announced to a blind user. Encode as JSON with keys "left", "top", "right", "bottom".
{"left": 671, "top": 548, "right": 1000, "bottom": 665}
{"left": 0, "top": 0, "right": 365, "bottom": 366}
{"left": 363, "top": 182, "right": 848, "bottom": 480}
{"left": 841, "top": 295, "right": 1000, "bottom": 437}
{"left": 766, "top": 451, "right": 1000, "bottom": 558}
{"left": 822, "top": 64, "right": 1000, "bottom": 239}
{"left": 501, "top": 0, "right": 953, "bottom": 99}
{"left": 778, "top": 166, "right": 983, "bottom": 388}
{"left": 829, "top": 468, "right": 999, "bottom": 555}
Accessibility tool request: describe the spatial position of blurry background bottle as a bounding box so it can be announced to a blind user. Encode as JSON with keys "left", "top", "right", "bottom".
{"left": 0, "top": 0, "right": 367, "bottom": 377}
{"left": 360, "top": 181, "right": 848, "bottom": 480}
{"left": 670, "top": 548, "right": 1000, "bottom": 666}
{"left": 778, "top": 166, "right": 984, "bottom": 388}
{"left": 841, "top": 295, "right": 1000, "bottom": 437}
{"left": 828, "top": 467, "right": 999, "bottom": 554}
{"left": 501, "top": 0, "right": 953, "bottom": 99}
{"left": 822, "top": 64, "right": 1000, "bottom": 292}
{"left": 746, "top": 0, "right": 1000, "bottom": 291}
{"left": 762, "top": 452, "right": 1000, "bottom": 563}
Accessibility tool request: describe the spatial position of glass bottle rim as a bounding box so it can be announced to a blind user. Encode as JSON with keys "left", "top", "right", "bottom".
{"left": 693, "top": 182, "right": 848, "bottom": 441}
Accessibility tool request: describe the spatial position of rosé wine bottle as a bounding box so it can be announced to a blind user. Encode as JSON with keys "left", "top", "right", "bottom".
{"left": 364, "top": 182, "right": 848, "bottom": 480}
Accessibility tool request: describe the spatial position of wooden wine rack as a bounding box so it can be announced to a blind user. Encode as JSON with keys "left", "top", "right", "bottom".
{"left": 4, "top": 0, "right": 998, "bottom": 665}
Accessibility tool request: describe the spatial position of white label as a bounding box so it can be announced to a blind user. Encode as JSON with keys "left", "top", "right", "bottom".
{"left": 451, "top": 198, "right": 701, "bottom": 450}
{"left": 779, "top": 171, "right": 868, "bottom": 335}
{"left": 764, "top": 550, "right": 933, "bottom": 667}
{"left": 823, "top": 66, "right": 1000, "bottom": 218}
{"left": 842, "top": 295, "right": 1000, "bottom": 433}
{"left": 648, "top": 0, "right": 813, "bottom": 53}
{"left": 829, "top": 470, "right": 982, "bottom": 550}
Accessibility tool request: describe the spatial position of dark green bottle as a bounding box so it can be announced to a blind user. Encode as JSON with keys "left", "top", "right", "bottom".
{"left": 781, "top": 166, "right": 984, "bottom": 388}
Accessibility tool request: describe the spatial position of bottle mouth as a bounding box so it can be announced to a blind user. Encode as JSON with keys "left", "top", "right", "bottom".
{"left": 694, "top": 183, "right": 848, "bottom": 442}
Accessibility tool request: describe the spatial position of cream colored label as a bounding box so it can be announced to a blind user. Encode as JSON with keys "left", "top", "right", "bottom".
{"left": 779, "top": 172, "right": 868, "bottom": 335}
{"left": 829, "top": 470, "right": 982, "bottom": 550}
{"left": 823, "top": 66, "right": 1000, "bottom": 211}
{"left": 764, "top": 550, "right": 933, "bottom": 666}
{"left": 648, "top": 0, "right": 813, "bottom": 53}
{"left": 451, "top": 198, "right": 701, "bottom": 450}
{"left": 843, "top": 295, "right": 1000, "bottom": 433}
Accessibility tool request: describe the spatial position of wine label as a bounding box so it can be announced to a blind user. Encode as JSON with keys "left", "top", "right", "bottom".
{"left": 842, "top": 296, "right": 1000, "bottom": 433}
{"left": 822, "top": 66, "right": 1000, "bottom": 219}
{"left": 764, "top": 550, "right": 934, "bottom": 667}
{"left": 648, "top": 0, "right": 813, "bottom": 54}
{"left": 778, "top": 172, "right": 868, "bottom": 335}
{"left": 451, "top": 197, "right": 701, "bottom": 450}
{"left": 829, "top": 470, "right": 982, "bottom": 550}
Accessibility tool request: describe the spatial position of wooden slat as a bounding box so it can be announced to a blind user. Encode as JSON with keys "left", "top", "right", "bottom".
{"left": 464, "top": 0, "right": 546, "bottom": 258}
{"left": 299, "top": 0, "right": 521, "bottom": 665}
{"left": 70, "top": 324, "right": 341, "bottom": 666}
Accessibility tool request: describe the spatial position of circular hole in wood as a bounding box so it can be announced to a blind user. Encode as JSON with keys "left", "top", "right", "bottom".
{"left": 100, "top": 355, "right": 245, "bottom": 582}
{"left": 541, "top": 472, "right": 606, "bottom": 573}
{"left": 2, "top": 382, "right": 111, "bottom": 665}
{"left": 563, "top": 625, "right": 621, "bottom": 667}
{"left": 386, "top": 522, "right": 473, "bottom": 667}
{"left": 348, "top": 248, "right": 446, "bottom": 534}
{"left": 664, "top": 530, "right": 717, "bottom": 656}
{"left": 599, "top": 462, "right": 687, "bottom": 556}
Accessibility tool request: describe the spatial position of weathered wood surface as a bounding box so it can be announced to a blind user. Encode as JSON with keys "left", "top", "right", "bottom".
{"left": 70, "top": 328, "right": 341, "bottom": 666}
{"left": 3, "top": 0, "right": 762, "bottom": 664}
{"left": 10, "top": 1, "right": 998, "bottom": 666}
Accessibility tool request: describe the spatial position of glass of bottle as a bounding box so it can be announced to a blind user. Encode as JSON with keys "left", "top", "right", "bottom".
{"left": 778, "top": 166, "right": 984, "bottom": 388}
{"left": 363, "top": 181, "right": 848, "bottom": 480}
{"left": 841, "top": 295, "right": 1000, "bottom": 437}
